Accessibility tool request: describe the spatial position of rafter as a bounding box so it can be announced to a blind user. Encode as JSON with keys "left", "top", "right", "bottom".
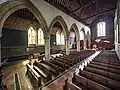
{"left": 81, "top": 7, "right": 116, "bottom": 21}
{"left": 80, "top": 0, "right": 89, "bottom": 16}
{"left": 72, "top": 0, "right": 95, "bottom": 12}
{"left": 45, "top": 0, "right": 87, "bottom": 25}
{"left": 87, "top": 16, "right": 114, "bottom": 26}
{"left": 44, "top": 0, "right": 116, "bottom": 27}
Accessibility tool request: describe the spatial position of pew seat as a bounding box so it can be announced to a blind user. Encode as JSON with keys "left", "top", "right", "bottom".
{"left": 26, "top": 64, "right": 41, "bottom": 86}
{"left": 74, "top": 74, "right": 112, "bottom": 90}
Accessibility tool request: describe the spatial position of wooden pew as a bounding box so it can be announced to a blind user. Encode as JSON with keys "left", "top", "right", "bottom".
{"left": 74, "top": 74, "right": 112, "bottom": 90}
{"left": 34, "top": 61, "right": 51, "bottom": 74}
{"left": 59, "top": 56, "right": 80, "bottom": 64}
{"left": 51, "top": 59, "right": 68, "bottom": 69}
{"left": 33, "top": 61, "right": 52, "bottom": 82}
{"left": 54, "top": 58, "right": 71, "bottom": 67}
{"left": 88, "top": 63, "right": 120, "bottom": 74}
{"left": 91, "top": 61, "right": 120, "bottom": 70}
{"left": 85, "top": 66, "right": 120, "bottom": 82}
{"left": 79, "top": 70, "right": 120, "bottom": 90}
{"left": 26, "top": 64, "right": 41, "bottom": 87}
{"left": 93, "top": 60, "right": 120, "bottom": 66}
{"left": 55, "top": 57, "right": 72, "bottom": 64}
{"left": 42, "top": 60, "right": 61, "bottom": 74}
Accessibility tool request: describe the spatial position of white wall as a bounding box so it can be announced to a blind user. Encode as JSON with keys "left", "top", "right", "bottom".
{"left": 29, "top": 0, "right": 90, "bottom": 36}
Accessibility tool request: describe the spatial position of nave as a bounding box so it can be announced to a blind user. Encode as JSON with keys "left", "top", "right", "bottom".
{"left": 0, "top": 0, "right": 119, "bottom": 90}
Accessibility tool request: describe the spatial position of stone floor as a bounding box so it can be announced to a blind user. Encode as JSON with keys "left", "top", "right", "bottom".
{"left": 2, "top": 60, "right": 36, "bottom": 90}
{"left": 2, "top": 53, "right": 63, "bottom": 90}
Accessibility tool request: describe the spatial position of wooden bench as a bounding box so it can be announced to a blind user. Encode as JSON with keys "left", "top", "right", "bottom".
{"left": 59, "top": 56, "right": 80, "bottom": 64}
{"left": 93, "top": 60, "right": 120, "bottom": 66}
{"left": 51, "top": 59, "right": 68, "bottom": 69}
{"left": 54, "top": 58, "right": 71, "bottom": 67}
{"left": 26, "top": 64, "right": 41, "bottom": 87}
{"left": 42, "top": 60, "right": 61, "bottom": 74}
{"left": 34, "top": 61, "right": 51, "bottom": 74}
{"left": 88, "top": 63, "right": 120, "bottom": 74}
{"left": 85, "top": 66, "right": 120, "bottom": 81}
{"left": 33, "top": 62, "right": 52, "bottom": 82}
{"left": 79, "top": 70, "right": 120, "bottom": 90}
{"left": 91, "top": 61, "right": 120, "bottom": 70}
{"left": 74, "top": 74, "right": 112, "bottom": 90}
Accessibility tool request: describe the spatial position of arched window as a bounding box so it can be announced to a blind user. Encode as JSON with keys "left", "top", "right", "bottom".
{"left": 56, "top": 31, "right": 61, "bottom": 45}
{"left": 56, "top": 31, "right": 65, "bottom": 45}
{"left": 61, "top": 32, "right": 65, "bottom": 45}
{"left": 38, "top": 28, "right": 44, "bottom": 45}
{"left": 97, "top": 22, "right": 106, "bottom": 37}
{"left": 28, "top": 27, "right": 36, "bottom": 45}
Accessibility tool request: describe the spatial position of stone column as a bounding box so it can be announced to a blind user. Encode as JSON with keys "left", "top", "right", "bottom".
{"left": 77, "top": 40, "right": 80, "bottom": 52}
{"left": 88, "top": 41, "right": 91, "bottom": 49}
{"left": 66, "top": 40, "right": 70, "bottom": 55}
{"left": 44, "top": 36, "right": 50, "bottom": 61}
{"left": 0, "top": 29, "right": 1, "bottom": 66}
{"left": 84, "top": 41, "right": 87, "bottom": 50}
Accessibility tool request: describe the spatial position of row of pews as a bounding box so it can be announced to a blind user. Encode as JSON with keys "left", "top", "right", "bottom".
{"left": 26, "top": 50, "right": 95, "bottom": 87}
{"left": 67, "top": 50, "right": 120, "bottom": 90}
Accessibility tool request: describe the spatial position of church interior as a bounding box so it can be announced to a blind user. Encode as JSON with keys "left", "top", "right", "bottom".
{"left": 0, "top": 0, "right": 120, "bottom": 90}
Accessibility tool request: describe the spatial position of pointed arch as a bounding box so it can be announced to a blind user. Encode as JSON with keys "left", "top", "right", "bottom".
{"left": 49, "top": 16, "right": 69, "bottom": 40}
{"left": 69, "top": 23, "right": 80, "bottom": 41}
{"left": 0, "top": 0, "right": 48, "bottom": 37}
{"left": 80, "top": 28, "right": 86, "bottom": 40}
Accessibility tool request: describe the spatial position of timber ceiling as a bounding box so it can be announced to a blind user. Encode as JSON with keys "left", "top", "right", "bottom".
{"left": 44, "top": 0, "right": 117, "bottom": 27}
{"left": 11, "top": 8, "right": 38, "bottom": 22}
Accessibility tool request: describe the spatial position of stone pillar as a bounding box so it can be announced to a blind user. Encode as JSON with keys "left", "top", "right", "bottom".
{"left": 66, "top": 40, "right": 70, "bottom": 55}
{"left": 84, "top": 41, "right": 87, "bottom": 50}
{"left": 0, "top": 37, "right": 1, "bottom": 67}
{"left": 44, "top": 36, "right": 50, "bottom": 60}
{"left": 77, "top": 40, "right": 80, "bottom": 52}
{"left": 0, "top": 29, "right": 1, "bottom": 66}
{"left": 0, "top": 35, "right": 2, "bottom": 66}
{"left": 88, "top": 41, "right": 91, "bottom": 49}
